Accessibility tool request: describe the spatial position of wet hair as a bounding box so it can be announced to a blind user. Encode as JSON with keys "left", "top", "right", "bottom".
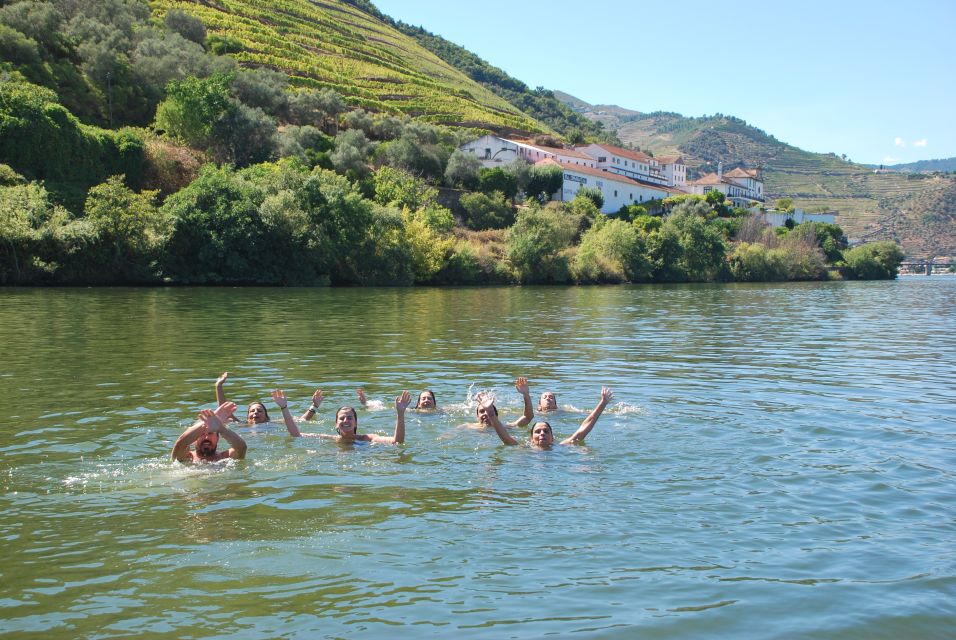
{"left": 416, "top": 390, "right": 437, "bottom": 409}
{"left": 248, "top": 401, "right": 271, "bottom": 422}
{"left": 530, "top": 421, "right": 553, "bottom": 436}
{"left": 476, "top": 404, "right": 498, "bottom": 417}
{"left": 336, "top": 406, "right": 359, "bottom": 433}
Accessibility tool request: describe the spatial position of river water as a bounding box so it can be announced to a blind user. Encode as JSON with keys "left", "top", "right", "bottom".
{"left": 1, "top": 280, "right": 954, "bottom": 638}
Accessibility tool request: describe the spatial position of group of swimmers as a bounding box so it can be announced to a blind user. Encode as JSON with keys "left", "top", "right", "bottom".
{"left": 172, "top": 372, "right": 614, "bottom": 464}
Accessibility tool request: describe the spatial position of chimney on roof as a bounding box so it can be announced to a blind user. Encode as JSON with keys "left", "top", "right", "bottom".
{"left": 717, "top": 162, "right": 723, "bottom": 180}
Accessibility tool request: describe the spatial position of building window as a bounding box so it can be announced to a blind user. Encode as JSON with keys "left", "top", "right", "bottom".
{"left": 614, "top": 190, "right": 618, "bottom": 197}
{"left": 598, "top": 156, "right": 606, "bottom": 162}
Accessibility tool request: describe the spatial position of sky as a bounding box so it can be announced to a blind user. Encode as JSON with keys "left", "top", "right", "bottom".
{"left": 372, "top": 0, "right": 956, "bottom": 165}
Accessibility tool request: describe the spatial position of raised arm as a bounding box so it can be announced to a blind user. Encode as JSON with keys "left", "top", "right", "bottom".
{"left": 205, "top": 401, "right": 246, "bottom": 459}
{"left": 366, "top": 390, "right": 410, "bottom": 444}
{"left": 481, "top": 393, "right": 519, "bottom": 446}
{"left": 215, "top": 372, "right": 238, "bottom": 422}
{"left": 172, "top": 417, "right": 207, "bottom": 462}
{"left": 561, "top": 387, "right": 613, "bottom": 445}
{"left": 356, "top": 388, "right": 368, "bottom": 408}
{"left": 299, "top": 389, "right": 323, "bottom": 421}
{"left": 272, "top": 389, "right": 301, "bottom": 437}
{"left": 510, "top": 376, "right": 534, "bottom": 427}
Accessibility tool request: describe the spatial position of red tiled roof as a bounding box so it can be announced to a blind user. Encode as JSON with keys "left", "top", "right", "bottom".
{"left": 503, "top": 139, "right": 593, "bottom": 160}
{"left": 542, "top": 160, "right": 680, "bottom": 194}
{"left": 576, "top": 143, "right": 654, "bottom": 164}
{"left": 724, "top": 167, "right": 760, "bottom": 179}
{"left": 655, "top": 155, "right": 684, "bottom": 165}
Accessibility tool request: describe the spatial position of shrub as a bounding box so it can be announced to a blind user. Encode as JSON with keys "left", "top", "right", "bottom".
{"left": 459, "top": 191, "right": 514, "bottom": 230}
{"left": 843, "top": 241, "right": 904, "bottom": 279}
{"left": 444, "top": 149, "right": 481, "bottom": 189}
{"left": 506, "top": 206, "right": 573, "bottom": 283}
{"left": 729, "top": 242, "right": 788, "bottom": 282}
{"left": 576, "top": 185, "right": 603, "bottom": 210}
{"left": 372, "top": 166, "right": 437, "bottom": 210}
{"left": 478, "top": 167, "right": 517, "bottom": 200}
{"left": 572, "top": 218, "right": 651, "bottom": 283}
{"left": 526, "top": 163, "right": 563, "bottom": 201}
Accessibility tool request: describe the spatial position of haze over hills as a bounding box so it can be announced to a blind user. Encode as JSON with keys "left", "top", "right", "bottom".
{"left": 554, "top": 92, "right": 956, "bottom": 258}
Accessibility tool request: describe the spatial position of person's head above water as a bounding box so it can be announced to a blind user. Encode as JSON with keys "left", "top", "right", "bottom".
{"left": 247, "top": 401, "right": 270, "bottom": 424}
{"left": 195, "top": 430, "right": 221, "bottom": 457}
{"left": 530, "top": 421, "right": 554, "bottom": 447}
{"left": 476, "top": 401, "right": 498, "bottom": 425}
{"left": 335, "top": 406, "right": 358, "bottom": 436}
{"left": 538, "top": 391, "right": 557, "bottom": 412}
{"left": 416, "top": 390, "right": 437, "bottom": 409}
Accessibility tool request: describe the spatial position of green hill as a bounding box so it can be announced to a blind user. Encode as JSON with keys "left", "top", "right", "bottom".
{"left": 555, "top": 94, "right": 956, "bottom": 258}
{"left": 150, "top": 0, "right": 545, "bottom": 135}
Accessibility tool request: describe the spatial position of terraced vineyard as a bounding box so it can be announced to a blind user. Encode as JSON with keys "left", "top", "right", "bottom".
{"left": 151, "top": 0, "right": 547, "bottom": 134}
{"left": 609, "top": 111, "right": 955, "bottom": 257}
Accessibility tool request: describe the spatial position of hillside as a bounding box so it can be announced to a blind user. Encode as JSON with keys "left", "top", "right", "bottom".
{"left": 151, "top": 0, "right": 546, "bottom": 135}
{"left": 556, "top": 93, "right": 956, "bottom": 257}
{"left": 886, "top": 158, "right": 956, "bottom": 173}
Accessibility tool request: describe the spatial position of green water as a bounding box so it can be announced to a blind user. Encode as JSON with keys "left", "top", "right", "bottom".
{"left": 1, "top": 281, "right": 954, "bottom": 638}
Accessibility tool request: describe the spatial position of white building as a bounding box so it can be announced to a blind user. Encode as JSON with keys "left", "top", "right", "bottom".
{"left": 575, "top": 143, "right": 676, "bottom": 187}
{"left": 458, "top": 135, "right": 597, "bottom": 169}
{"left": 458, "top": 134, "right": 520, "bottom": 167}
{"left": 656, "top": 155, "right": 687, "bottom": 188}
{"left": 687, "top": 163, "right": 765, "bottom": 207}
{"left": 759, "top": 208, "right": 836, "bottom": 228}
{"left": 540, "top": 159, "right": 676, "bottom": 214}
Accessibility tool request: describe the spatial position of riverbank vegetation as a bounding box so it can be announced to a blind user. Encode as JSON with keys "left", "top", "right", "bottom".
{"left": 0, "top": 0, "right": 904, "bottom": 286}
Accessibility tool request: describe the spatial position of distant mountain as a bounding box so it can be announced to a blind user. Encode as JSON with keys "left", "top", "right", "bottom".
{"left": 556, "top": 93, "right": 956, "bottom": 258}
{"left": 885, "top": 158, "right": 956, "bottom": 173}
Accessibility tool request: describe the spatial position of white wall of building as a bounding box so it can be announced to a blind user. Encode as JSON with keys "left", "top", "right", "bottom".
{"left": 458, "top": 135, "right": 519, "bottom": 167}
{"left": 560, "top": 166, "right": 669, "bottom": 213}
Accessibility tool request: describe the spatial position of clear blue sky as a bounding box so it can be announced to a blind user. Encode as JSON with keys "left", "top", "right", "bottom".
{"left": 373, "top": 0, "right": 956, "bottom": 165}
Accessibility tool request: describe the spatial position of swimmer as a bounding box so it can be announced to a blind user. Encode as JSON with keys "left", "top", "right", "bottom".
{"left": 538, "top": 390, "right": 558, "bottom": 412}
{"left": 473, "top": 377, "right": 534, "bottom": 428}
{"left": 172, "top": 401, "right": 247, "bottom": 463}
{"left": 357, "top": 387, "right": 437, "bottom": 410}
{"left": 216, "top": 372, "right": 318, "bottom": 424}
{"left": 288, "top": 391, "right": 411, "bottom": 444}
{"left": 485, "top": 387, "right": 614, "bottom": 447}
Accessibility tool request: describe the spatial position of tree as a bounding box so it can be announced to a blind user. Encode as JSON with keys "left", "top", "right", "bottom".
{"left": 843, "top": 241, "right": 904, "bottom": 279}
{"left": 775, "top": 197, "right": 795, "bottom": 213}
{"left": 444, "top": 149, "right": 481, "bottom": 189}
{"left": 572, "top": 217, "right": 651, "bottom": 283}
{"left": 459, "top": 191, "right": 514, "bottom": 230}
{"left": 526, "top": 163, "right": 563, "bottom": 201}
{"left": 330, "top": 129, "right": 373, "bottom": 177}
{"left": 576, "top": 186, "right": 603, "bottom": 210}
{"left": 154, "top": 73, "right": 232, "bottom": 148}
{"left": 164, "top": 9, "right": 206, "bottom": 46}
{"left": 506, "top": 206, "right": 572, "bottom": 283}
{"left": 478, "top": 167, "right": 518, "bottom": 200}
{"left": 372, "top": 166, "right": 437, "bottom": 210}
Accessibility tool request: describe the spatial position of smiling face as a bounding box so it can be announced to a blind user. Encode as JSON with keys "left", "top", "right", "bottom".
{"left": 417, "top": 391, "right": 436, "bottom": 409}
{"left": 538, "top": 392, "right": 557, "bottom": 412}
{"left": 335, "top": 407, "right": 358, "bottom": 436}
{"left": 530, "top": 422, "right": 554, "bottom": 447}
{"left": 247, "top": 402, "right": 269, "bottom": 424}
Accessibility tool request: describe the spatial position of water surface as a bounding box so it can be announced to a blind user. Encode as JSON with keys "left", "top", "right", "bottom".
{"left": 1, "top": 280, "right": 954, "bottom": 638}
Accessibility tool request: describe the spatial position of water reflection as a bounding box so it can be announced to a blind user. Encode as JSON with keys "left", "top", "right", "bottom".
{"left": 1, "top": 280, "right": 955, "bottom": 637}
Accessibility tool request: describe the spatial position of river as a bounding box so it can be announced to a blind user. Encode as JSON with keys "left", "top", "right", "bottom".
{"left": 1, "top": 280, "right": 954, "bottom": 638}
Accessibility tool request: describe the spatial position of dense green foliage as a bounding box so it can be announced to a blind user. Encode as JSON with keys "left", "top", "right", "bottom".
{"left": 0, "top": 0, "right": 907, "bottom": 288}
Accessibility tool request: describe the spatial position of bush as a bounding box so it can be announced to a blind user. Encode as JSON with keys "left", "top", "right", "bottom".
{"left": 576, "top": 185, "right": 603, "bottom": 210}
{"left": 478, "top": 167, "right": 517, "bottom": 200}
{"left": 459, "top": 191, "right": 514, "bottom": 230}
{"left": 506, "top": 206, "right": 573, "bottom": 283}
{"left": 164, "top": 9, "right": 206, "bottom": 46}
{"left": 372, "top": 166, "right": 437, "bottom": 210}
{"left": 526, "top": 163, "right": 563, "bottom": 201}
{"left": 729, "top": 242, "right": 788, "bottom": 282}
{"left": 843, "top": 241, "right": 904, "bottom": 279}
{"left": 444, "top": 149, "right": 481, "bottom": 189}
{"left": 0, "top": 79, "right": 145, "bottom": 210}
{"left": 572, "top": 218, "right": 651, "bottom": 283}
